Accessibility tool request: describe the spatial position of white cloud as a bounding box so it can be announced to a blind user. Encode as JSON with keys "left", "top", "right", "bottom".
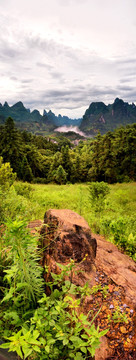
{"left": 0, "top": 0, "right": 136, "bottom": 118}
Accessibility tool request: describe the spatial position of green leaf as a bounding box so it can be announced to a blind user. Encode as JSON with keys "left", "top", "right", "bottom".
{"left": 75, "top": 352, "right": 83, "bottom": 360}
{"left": 15, "top": 345, "right": 23, "bottom": 359}
{"left": 45, "top": 345, "right": 50, "bottom": 353}
{"left": 99, "top": 328, "right": 109, "bottom": 337}
{"left": 33, "top": 345, "right": 41, "bottom": 352}
{"left": 81, "top": 334, "right": 88, "bottom": 339}
{"left": 22, "top": 345, "right": 33, "bottom": 359}
{"left": 33, "top": 330, "right": 40, "bottom": 339}
{"left": 1, "top": 287, "right": 14, "bottom": 303}
{"left": 49, "top": 319, "right": 55, "bottom": 327}
{"left": 81, "top": 346, "right": 87, "bottom": 353}
{"left": 0, "top": 342, "right": 11, "bottom": 349}
{"left": 63, "top": 338, "right": 69, "bottom": 345}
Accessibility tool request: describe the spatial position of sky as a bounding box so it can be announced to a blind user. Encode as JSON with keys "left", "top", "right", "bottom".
{"left": 0, "top": 0, "right": 136, "bottom": 118}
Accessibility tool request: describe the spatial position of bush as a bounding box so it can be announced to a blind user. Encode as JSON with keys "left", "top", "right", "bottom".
{"left": 14, "top": 182, "right": 33, "bottom": 198}
{"left": 0, "top": 157, "right": 16, "bottom": 189}
{"left": 89, "top": 181, "right": 110, "bottom": 214}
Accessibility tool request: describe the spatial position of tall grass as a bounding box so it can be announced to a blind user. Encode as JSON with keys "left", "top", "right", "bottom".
{"left": 3, "top": 181, "right": 136, "bottom": 260}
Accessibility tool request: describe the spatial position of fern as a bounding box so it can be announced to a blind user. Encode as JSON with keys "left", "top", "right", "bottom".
{"left": 2, "top": 219, "right": 44, "bottom": 309}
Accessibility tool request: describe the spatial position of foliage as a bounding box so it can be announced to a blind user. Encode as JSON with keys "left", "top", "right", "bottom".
{"left": 14, "top": 182, "right": 33, "bottom": 198}
{"left": 0, "top": 180, "right": 135, "bottom": 358}
{"left": 1, "top": 118, "right": 136, "bottom": 184}
{"left": 54, "top": 165, "right": 67, "bottom": 184}
{"left": 111, "top": 307, "right": 128, "bottom": 324}
{"left": 0, "top": 157, "right": 16, "bottom": 224}
{"left": 0, "top": 220, "right": 44, "bottom": 340}
{"left": 89, "top": 181, "right": 110, "bottom": 214}
{"left": 2, "top": 219, "right": 44, "bottom": 306}
{"left": 0, "top": 156, "right": 16, "bottom": 189}
{"left": 0, "top": 260, "right": 108, "bottom": 359}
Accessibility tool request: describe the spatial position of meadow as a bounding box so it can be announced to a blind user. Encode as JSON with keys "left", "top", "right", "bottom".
{"left": 3, "top": 181, "right": 136, "bottom": 260}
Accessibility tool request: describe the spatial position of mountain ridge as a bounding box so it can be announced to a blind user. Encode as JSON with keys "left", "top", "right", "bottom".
{"left": 0, "top": 98, "right": 136, "bottom": 136}
{"left": 80, "top": 98, "right": 136, "bottom": 135}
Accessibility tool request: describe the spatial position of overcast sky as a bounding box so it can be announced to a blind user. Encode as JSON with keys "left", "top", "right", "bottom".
{"left": 0, "top": 0, "right": 136, "bottom": 118}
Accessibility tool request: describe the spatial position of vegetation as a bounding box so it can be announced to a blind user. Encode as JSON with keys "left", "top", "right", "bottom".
{"left": 0, "top": 255, "right": 108, "bottom": 359}
{"left": 0, "top": 118, "right": 136, "bottom": 184}
{"left": 0, "top": 157, "right": 136, "bottom": 358}
{"left": 0, "top": 115, "right": 136, "bottom": 358}
{"left": 0, "top": 176, "right": 108, "bottom": 358}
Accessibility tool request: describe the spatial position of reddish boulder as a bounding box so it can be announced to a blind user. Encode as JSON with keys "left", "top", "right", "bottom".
{"left": 40, "top": 209, "right": 97, "bottom": 287}
{"left": 94, "top": 233, "right": 136, "bottom": 309}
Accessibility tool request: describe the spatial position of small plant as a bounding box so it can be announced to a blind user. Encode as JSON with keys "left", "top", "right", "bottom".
{"left": 90, "top": 284, "right": 109, "bottom": 299}
{"left": 112, "top": 306, "right": 128, "bottom": 324}
{"left": 0, "top": 219, "right": 44, "bottom": 339}
{"left": 0, "top": 261, "right": 109, "bottom": 360}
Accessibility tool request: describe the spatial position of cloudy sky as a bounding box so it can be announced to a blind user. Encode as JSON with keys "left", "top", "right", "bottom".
{"left": 0, "top": 0, "right": 136, "bottom": 118}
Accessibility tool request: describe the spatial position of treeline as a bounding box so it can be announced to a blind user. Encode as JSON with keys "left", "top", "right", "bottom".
{"left": 0, "top": 117, "right": 136, "bottom": 184}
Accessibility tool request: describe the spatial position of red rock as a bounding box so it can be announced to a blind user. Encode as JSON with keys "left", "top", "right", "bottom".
{"left": 95, "top": 336, "right": 113, "bottom": 360}
{"left": 94, "top": 233, "right": 136, "bottom": 309}
{"left": 40, "top": 209, "right": 97, "bottom": 287}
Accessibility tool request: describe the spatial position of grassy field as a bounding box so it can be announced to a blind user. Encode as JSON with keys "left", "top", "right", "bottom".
{"left": 23, "top": 182, "right": 136, "bottom": 223}
{"left": 3, "top": 181, "right": 136, "bottom": 260}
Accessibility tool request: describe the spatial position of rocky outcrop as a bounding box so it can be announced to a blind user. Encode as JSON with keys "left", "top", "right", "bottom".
{"left": 39, "top": 209, "right": 97, "bottom": 287}
{"left": 94, "top": 233, "right": 136, "bottom": 309}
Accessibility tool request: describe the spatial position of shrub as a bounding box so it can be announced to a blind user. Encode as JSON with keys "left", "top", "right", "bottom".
{"left": 0, "top": 156, "right": 16, "bottom": 189}
{"left": 89, "top": 181, "right": 110, "bottom": 214}
{"left": 14, "top": 182, "right": 33, "bottom": 198}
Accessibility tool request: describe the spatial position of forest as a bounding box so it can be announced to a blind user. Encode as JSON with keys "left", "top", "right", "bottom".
{"left": 0, "top": 117, "right": 136, "bottom": 184}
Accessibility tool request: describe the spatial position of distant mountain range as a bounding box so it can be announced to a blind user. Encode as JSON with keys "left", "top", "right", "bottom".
{"left": 0, "top": 98, "right": 136, "bottom": 137}
{"left": 0, "top": 101, "right": 81, "bottom": 135}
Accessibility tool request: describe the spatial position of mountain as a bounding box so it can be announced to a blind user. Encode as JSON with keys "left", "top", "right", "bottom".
{"left": 80, "top": 98, "right": 136, "bottom": 135}
{"left": 0, "top": 98, "right": 136, "bottom": 137}
{"left": 0, "top": 101, "right": 81, "bottom": 135}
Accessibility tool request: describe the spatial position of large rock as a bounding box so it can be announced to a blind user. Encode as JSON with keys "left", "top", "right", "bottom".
{"left": 94, "top": 233, "right": 136, "bottom": 309}
{"left": 40, "top": 209, "right": 97, "bottom": 287}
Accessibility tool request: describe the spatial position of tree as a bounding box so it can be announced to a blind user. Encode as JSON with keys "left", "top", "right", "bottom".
{"left": 21, "top": 156, "right": 33, "bottom": 182}
{"left": 25, "top": 145, "right": 44, "bottom": 178}
{"left": 0, "top": 117, "right": 24, "bottom": 177}
{"left": 61, "top": 145, "right": 72, "bottom": 181}
{"left": 54, "top": 165, "right": 67, "bottom": 184}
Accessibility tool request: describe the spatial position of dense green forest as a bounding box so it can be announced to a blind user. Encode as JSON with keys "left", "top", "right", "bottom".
{"left": 0, "top": 117, "right": 136, "bottom": 184}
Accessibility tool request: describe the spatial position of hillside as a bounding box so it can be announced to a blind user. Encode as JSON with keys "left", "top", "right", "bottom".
{"left": 80, "top": 98, "right": 136, "bottom": 135}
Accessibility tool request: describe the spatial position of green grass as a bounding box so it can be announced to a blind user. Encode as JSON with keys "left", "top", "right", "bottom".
{"left": 12, "top": 181, "right": 136, "bottom": 223}
{"left": 28, "top": 182, "right": 136, "bottom": 222}
{"left": 3, "top": 181, "right": 136, "bottom": 260}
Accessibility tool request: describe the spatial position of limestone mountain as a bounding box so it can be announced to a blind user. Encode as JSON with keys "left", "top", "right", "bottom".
{"left": 0, "top": 98, "right": 136, "bottom": 137}
{"left": 0, "top": 101, "right": 81, "bottom": 135}
{"left": 80, "top": 98, "right": 136, "bottom": 135}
